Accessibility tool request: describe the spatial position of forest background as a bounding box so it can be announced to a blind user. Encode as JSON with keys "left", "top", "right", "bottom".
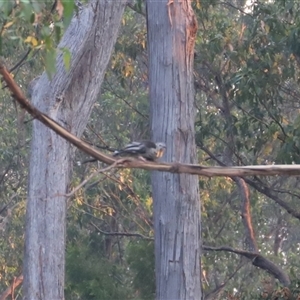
{"left": 1, "top": 0, "right": 300, "bottom": 299}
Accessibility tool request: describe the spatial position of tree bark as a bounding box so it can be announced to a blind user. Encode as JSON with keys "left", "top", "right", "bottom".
{"left": 235, "top": 177, "right": 258, "bottom": 252}
{"left": 23, "top": 1, "right": 126, "bottom": 299}
{"left": 147, "top": 1, "right": 201, "bottom": 299}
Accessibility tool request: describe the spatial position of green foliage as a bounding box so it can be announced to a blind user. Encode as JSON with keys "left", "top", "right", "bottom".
{"left": 194, "top": 0, "right": 300, "bottom": 297}
{"left": 127, "top": 241, "right": 155, "bottom": 300}
{"left": 45, "top": 48, "right": 57, "bottom": 79}
{"left": 0, "top": 0, "right": 75, "bottom": 75}
{"left": 61, "top": 47, "right": 71, "bottom": 71}
{"left": 66, "top": 242, "right": 132, "bottom": 300}
{"left": 61, "top": 0, "right": 75, "bottom": 28}
{"left": 221, "top": 279, "right": 300, "bottom": 299}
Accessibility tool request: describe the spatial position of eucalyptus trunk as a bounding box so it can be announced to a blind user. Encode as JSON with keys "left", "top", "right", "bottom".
{"left": 23, "top": 1, "right": 126, "bottom": 299}
{"left": 147, "top": 0, "right": 202, "bottom": 298}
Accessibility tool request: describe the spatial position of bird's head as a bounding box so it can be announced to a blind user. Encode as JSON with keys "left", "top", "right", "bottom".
{"left": 155, "top": 142, "right": 166, "bottom": 158}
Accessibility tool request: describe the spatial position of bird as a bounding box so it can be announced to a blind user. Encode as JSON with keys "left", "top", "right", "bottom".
{"left": 113, "top": 140, "right": 166, "bottom": 161}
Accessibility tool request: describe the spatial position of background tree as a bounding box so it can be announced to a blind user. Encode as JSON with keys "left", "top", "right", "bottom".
{"left": 23, "top": 1, "right": 126, "bottom": 299}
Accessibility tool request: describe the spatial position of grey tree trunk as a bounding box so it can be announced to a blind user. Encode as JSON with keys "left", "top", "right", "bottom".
{"left": 147, "top": 1, "right": 202, "bottom": 299}
{"left": 23, "top": 1, "right": 126, "bottom": 299}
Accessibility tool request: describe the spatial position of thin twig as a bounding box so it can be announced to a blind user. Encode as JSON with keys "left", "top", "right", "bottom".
{"left": 9, "top": 48, "right": 32, "bottom": 73}
{"left": 90, "top": 222, "right": 153, "bottom": 240}
{"left": 65, "top": 161, "right": 120, "bottom": 198}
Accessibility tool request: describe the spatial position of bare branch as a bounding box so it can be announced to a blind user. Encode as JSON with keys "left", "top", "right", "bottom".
{"left": 2, "top": 61, "right": 300, "bottom": 177}
{"left": 199, "top": 143, "right": 300, "bottom": 220}
{"left": 9, "top": 48, "right": 32, "bottom": 73}
{"left": 205, "top": 263, "right": 245, "bottom": 300}
{"left": 0, "top": 274, "right": 23, "bottom": 300}
{"left": 220, "top": 1, "right": 254, "bottom": 17}
{"left": 127, "top": 1, "right": 146, "bottom": 17}
{"left": 65, "top": 161, "right": 119, "bottom": 198}
{"left": 203, "top": 245, "right": 290, "bottom": 286}
{"left": 103, "top": 83, "right": 148, "bottom": 119}
{"left": 90, "top": 222, "right": 153, "bottom": 240}
{"left": 245, "top": 177, "right": 300, "bottom": 220}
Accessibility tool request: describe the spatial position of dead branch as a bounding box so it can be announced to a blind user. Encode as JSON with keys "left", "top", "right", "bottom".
{"left": 2, "top": 60, "right": 300, "bottom": 177}
{"left": 203, "top": 245, "right": 290, "bottom": 286}
{"left": 9, "top": 48, "right": 32, "bottom": 73}
{"left": 90, "top": 222, "right": 153, "bottom": 240}
{"left": 205, "top": 262, "right": 245, "bottom": 300}
{"left": 65, "top": 161, "right": 119, "bottom": 198}
{"left": 245, "top": 177, "right": 300, "bottom": 220}
{"left": 0, "top": 274, "right": 23, "bottom": 300}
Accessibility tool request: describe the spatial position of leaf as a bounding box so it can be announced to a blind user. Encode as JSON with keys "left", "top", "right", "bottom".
{"left": 3, "top": 21, "right": 14, "bottom": 29}
{"left": 41, "top": 25, "right": 51, "bottom": 38}
{"left": 54, "top": 22, "right": 63, "bottom": 43}
{"left": 0, "top": 1, "right": 14, "bottom": 16}
{"left": 20, "top": 1, "right": 34, "bottom": 22}
{"left": 62, "top": 0, "right": 75, "bottom": 28}
{"left": 56, "top": 0, "right": 64, "bottom": 18}
{"left": 31, "top": 1, "right": 43, "bottom": 13}
{"left": 30, "top": 13, "right": 36, "bottom": 24}
{"left": 61, "top": 48, "right": 71, "bottom": 71}
{"left": 45, "top": 49, "right": 57, "bottom": 79}
{"left": 24, "top": 36, "right": 38, "bottom": 47}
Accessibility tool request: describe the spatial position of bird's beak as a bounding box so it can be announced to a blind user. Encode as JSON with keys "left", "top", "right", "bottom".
{"left": 157, "top": 148, "right": 166, "bottom": 158}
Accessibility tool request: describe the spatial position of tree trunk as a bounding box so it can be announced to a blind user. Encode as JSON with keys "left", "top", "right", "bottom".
{"left": 147, "top": 1, "right": 201, "bottom": 299}
{"left": 23, "top": 1, "right": 126, "bottom": 299}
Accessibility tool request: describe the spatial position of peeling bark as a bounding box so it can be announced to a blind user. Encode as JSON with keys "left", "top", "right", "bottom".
{"left": 235, "top": 178, "right": 258, "bottom": 252}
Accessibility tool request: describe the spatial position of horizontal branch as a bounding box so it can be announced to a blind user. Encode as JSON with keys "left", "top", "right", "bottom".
{"left": 2, "top": 60, "right": 300, "bottom": 177}
{"left": 203, "top": 245, "right": 290, "bottom": 286}
{"left": 90, "top": 222, "right": 153, "bottom": 240}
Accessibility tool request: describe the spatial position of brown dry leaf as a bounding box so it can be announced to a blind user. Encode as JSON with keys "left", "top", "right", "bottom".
{"left": 4, "top": 21, "right": 14, "bottom": 29}
{"left": 34, "top": 12, "right": 43, "bottom": 25}
{"left": 56, "top": 0, "right": 64, "bottom": 18}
